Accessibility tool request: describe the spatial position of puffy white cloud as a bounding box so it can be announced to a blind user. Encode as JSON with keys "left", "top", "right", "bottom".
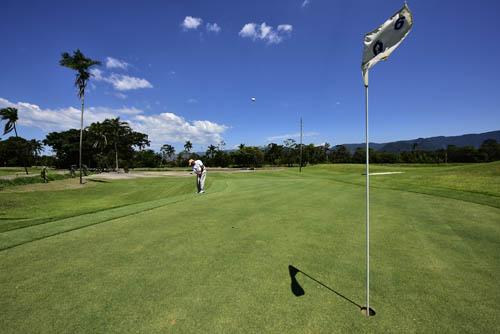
{"left": 91, "top": 68, "right": 152, "bottom": 92}
{"left": 206, "top": 22, "right": 221, "bottom": 33}
{"left": 130, "top": 113, "right": 228, "bottom": 146}
{"left": 239, "top": 22, "right": 293, "bottom": 44}
{"left": 105, "top": 57, "right": 129, "bottom": 70}
{"left": 0, "top": 97, "right": 140, "bottom": 131}
{"left": 105, "top": 74, "right": 153, "bottom": 91}
{"left": 0, "top": 97, "right": 228, "bottom": 147}
{"left": 277, "top": 24, "right": 293, "bottom": 32}
{"left": 182, "top": 16, "right": 203, "bottom": 30}
{"left": 239, "top": 23, "right": 258, "bottom": 38}
{"left": 266, "top": 131, "right": 319, "bottom": 142}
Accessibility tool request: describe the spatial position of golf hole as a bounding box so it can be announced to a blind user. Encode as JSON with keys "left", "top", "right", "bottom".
{"left": 360, "top": 307, "right": 376, "bottom": 317}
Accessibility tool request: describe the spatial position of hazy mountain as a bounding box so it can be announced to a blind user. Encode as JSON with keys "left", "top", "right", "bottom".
{"left": 342, "top": 130, "right": 500, "bottom": 153}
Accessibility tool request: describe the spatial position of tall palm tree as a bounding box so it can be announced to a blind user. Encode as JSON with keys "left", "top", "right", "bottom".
{"left": 0, "top": 107, "right": 28, "bottom": 174}
{"left": 184, "top": 140, "right": 193, "bottom": 153}
{"left": 60, "top": 49, "right": 101, "bottom": 184}
{"left": 104, "top": 118, "right": 130, "bottom": 171}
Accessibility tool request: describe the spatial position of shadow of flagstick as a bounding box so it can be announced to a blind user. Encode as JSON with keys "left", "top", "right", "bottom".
{"left": 289, "top": 265, "right": 372, "bottom": 314}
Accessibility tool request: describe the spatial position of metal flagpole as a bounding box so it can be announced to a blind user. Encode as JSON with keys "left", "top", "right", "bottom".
{"left": 364, "top": 72, "right": 370, "bottom": 317}
{"left": 299, "top": 117, "right": 303, "bottom": 173}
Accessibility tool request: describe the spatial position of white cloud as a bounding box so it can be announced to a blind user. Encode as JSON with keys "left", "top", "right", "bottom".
{"left": 90, "top": 68, "right": 104, "bottom": 80}
{"left": 206, "top": 22, "right": 221, "bottom": 33}
{"left": 0, "top": 97, "right": 228, "bottom": 147}
{"left": 266, "top": 131, "right": 319, "bottom": 142}
{"left": 182, "top": 16, "right": 203, "bottom": 30}
{"left": 239, "top": 22, "right": 293, "bottom": 44}
{"left": 105, "top": 74, "right": 153, "bottom": 91}
{"left": 277, "top": 24, "right": 293, "bottom": 32}
{"left": 105, "top": 57, "right": 129, "bottom": 70}
{"left": 130, "top": 113, "right": 228, "bottom": 146}
{"left": 187, "top": 98, "right": 198, "bottom": 104}
{"left": 112, "top": 107, "right": 143, "bottom": 115}
{"left": 301, "top": 0, "right": 310, "bottom": 8}
{"left": 0, "top": 97, "right": 142, "bottom": 131}
{"left": 91, "top": 69, "right": 152, "bottom": 91}
{"left": 239, "top": 23, "right": 258, "bottom": 38}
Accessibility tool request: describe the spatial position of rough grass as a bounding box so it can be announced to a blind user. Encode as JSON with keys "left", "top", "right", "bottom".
{"left": 0, "top": 173, "right": 71, "bottom": 190}
{"left": 0, "top": 167, "right": 45, "bottom": 176}
{"left": 0, "top": 164, "right": 499, "bottom": 333}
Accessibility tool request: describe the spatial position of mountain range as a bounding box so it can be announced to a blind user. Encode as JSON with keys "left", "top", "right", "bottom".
{"left": 342, "top": 130, "right": 500, "bottom": 153}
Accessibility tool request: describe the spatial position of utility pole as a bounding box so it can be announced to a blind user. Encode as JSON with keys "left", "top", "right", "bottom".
{"left": 299, "top": 117, "right": 303, "bottom": 172}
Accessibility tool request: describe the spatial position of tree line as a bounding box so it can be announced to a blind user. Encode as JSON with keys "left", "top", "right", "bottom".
{"left": 1, "top": 114, "right": 499, "bottom": 169}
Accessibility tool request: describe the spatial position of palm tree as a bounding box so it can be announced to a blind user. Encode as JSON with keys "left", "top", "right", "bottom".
{"left": 104, "top": 118, "right": 130, "bottom": 171}
{"left": 184, "top": 140, "right": 193, "bottom": 153}
{"left": 29, "top": 139, "right": 43, "bottom": 166}
{"left": 0, "top": 107, "right": 28, "bottom": 174}
{"left": 60, "top": 49, "right": 101, "bottom": 184}
{"left": 206, "top": 144, "right": 217, "bottom": 159}
{"left": 91, "top": 121, "right": 109, "bottom": 168}
{"left": 160, "top": 144, "right": 175, "bottom": 165}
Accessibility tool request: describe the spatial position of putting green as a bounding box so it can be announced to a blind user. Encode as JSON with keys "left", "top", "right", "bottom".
{"left": 1, "top": 163, "right": 499, "bottom": 333}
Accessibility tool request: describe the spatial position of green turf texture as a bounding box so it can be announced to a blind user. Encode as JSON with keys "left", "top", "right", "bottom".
{"left": 1, "top": 163, "right": 499, "bottom": 333}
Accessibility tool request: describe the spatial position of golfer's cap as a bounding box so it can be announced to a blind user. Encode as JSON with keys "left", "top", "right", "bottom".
{"left": 188, "top": 159, "right": 195, "bottom": 165}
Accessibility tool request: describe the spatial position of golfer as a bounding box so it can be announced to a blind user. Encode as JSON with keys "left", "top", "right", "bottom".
{"left": 189, "top": 159, "right": 206, "bottom": 194}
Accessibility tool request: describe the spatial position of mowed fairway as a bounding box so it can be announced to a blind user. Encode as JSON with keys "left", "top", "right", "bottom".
{"left": 1, "top": 163, "right": 499, "bottom": 333}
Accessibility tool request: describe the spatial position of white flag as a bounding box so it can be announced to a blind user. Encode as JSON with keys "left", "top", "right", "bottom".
{"left": 362, "top": 4, "right": 413, "bottom": 86}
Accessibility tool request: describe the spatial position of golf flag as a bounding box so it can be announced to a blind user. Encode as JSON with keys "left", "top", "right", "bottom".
{"left": 362, "top": 3, "right": 413, "bottom": 86}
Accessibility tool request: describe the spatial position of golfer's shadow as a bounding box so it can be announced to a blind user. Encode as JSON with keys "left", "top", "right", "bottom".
{"left": 288, "top": 265, "right": 375, "bottom": 316}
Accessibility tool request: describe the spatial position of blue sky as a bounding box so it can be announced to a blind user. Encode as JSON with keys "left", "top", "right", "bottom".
{"left": 1, "top": 0, "right": 499, "bottom": 151}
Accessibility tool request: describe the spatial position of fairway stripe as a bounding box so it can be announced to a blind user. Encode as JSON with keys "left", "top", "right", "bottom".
{"left": 0, "top": 180, "right": 230, "bottom": 252}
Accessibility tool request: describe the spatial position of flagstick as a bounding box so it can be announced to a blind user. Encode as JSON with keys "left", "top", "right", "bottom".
{"left": 364, "top": 72, "right": 370, "bottom": 317}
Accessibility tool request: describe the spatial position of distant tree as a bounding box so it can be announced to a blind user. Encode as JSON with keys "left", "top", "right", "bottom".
{"left": 206, "top": 144, "right": 217, "bottom": 159}
{"left": 44, "top": 129, "right": 93, "bottom": 168}
{"left": 28, "top": 139, "right": 43, "bottom": 166}
{"left": 283, "top": 138, "right": 297, "bottom": 167}
{"left": 132, "top": 149, "right": 162, "bottom": 168}
{"left": 331, "top": 145, "right": 351, "bottom": 163}
{"left": 106, "top": 118, "right": 131, "bottom": 171}
{"left": 59, "top": 49, "right": 101, "bottom": 183}
{"left": 87, "top": 118, "right": 149, "bottom": 170}
{"left": 265, "top": 143, "right": 283, "bottom": 165}
{"left": 0, "top": 136, "right": 33, "bottom": 167}
{"left": 479, "top": 139, "right": 500, "bottom": 161}
{"left": 184, "top": 140, "right": 193, "bottom": 153}
{"left": 0, "top": 107, "right": 28, "bottom": 174}
{"left": 352, "top": 147, "right": 365, "bottom": 163}
{"left": 160, "top": 144, "right": 176, "bottom": 165}
{"left": 324, "top": 142, "right": 331, "bottom": 162}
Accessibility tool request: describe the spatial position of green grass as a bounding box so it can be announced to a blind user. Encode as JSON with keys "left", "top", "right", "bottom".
{"left": 0, "top": 163, "right": 499, "bottom": 333}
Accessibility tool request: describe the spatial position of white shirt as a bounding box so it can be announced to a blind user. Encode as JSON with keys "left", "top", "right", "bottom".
{"left": 192, "top": 160, "right": 205, "bottom": 175}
